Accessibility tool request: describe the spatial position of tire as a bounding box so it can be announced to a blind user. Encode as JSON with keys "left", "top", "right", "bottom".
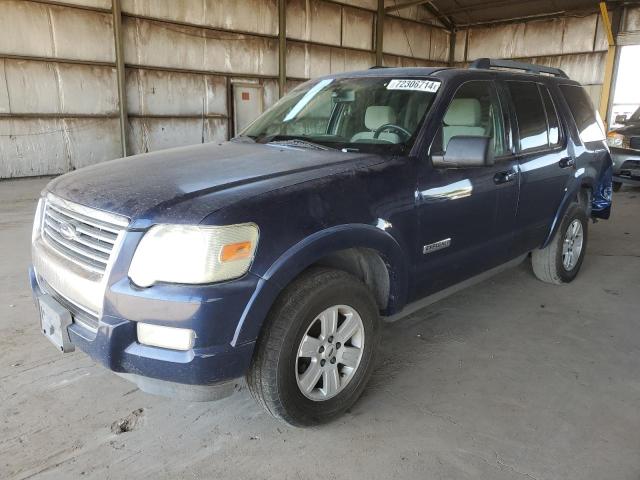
{"left": 531, "top": 203, "right": 588, "bottom": 285}
{"left": 247, "top": 267, "right": 380, "bottom": 426}
{"left": 612, "top": 181, "right": 622, "bottom": 192}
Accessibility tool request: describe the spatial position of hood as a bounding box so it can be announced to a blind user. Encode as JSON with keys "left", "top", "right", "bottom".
{"left": 47, "top": 141, "right": 383, "bottom": 227}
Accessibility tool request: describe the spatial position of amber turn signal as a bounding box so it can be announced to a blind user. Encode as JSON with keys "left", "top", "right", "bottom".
{"left": 220, "top": 241, "right": 253, "bottom": 262}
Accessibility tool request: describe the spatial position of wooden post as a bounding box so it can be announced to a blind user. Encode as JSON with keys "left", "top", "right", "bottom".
{"left": 278, "top": 0, "right": 286, "bottom": 97}
{"left": 376, "top": 0, "right": 384, "bottom": 66}
{"left": 598, "top": 2, "right": 616, "bottom": 124}
{"left": 112, "top": 0, "right": 128, "bottom": 156}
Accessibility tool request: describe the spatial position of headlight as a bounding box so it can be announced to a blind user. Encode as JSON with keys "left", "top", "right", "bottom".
{"left": 32, "top": 198, "right": 45, "bottom": 243}
{"left": 128, "top": 223, "right": 259, "bottom": 287}
{"left": 607, "top": 133, "right": 628, "bottom": 148}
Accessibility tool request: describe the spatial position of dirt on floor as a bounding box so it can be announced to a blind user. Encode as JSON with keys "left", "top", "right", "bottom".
{"left": 1, "top": 177, "right": 639, "bottom": 480}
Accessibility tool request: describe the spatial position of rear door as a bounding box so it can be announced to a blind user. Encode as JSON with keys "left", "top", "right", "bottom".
{"left": 558, "top": 84, "right": 611, "bottom": 218}
{"left": 505, "top": 81, "right": 575, "bottom": 251}
{"left": 412, "top": 79, "right": 519, "bottom": 300}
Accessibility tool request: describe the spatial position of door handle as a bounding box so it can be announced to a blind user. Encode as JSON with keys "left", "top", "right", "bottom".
{"left": 559, "top": 157, "right": 576, "bottom": 168}
{"left": 494, "top": 170, "right": 517, "bottom": 184}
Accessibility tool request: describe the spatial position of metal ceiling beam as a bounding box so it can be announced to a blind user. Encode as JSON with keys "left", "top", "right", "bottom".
{"left": 384, "top": 0, "right": 455, "bottom": 31}
{"left": 421, "top": 2, "right": 455, "bottom": 30}
{"left": 457, "top": 10, "right": 591, "bottom": 28}
{"left": 436, "top": 0, "right": 548, "bottom": 17}
{"left": 435, "top": 0, "right": 611, "bottom": 22}
{"left": 385, "top": 0, "right": 430, "bottom": 13}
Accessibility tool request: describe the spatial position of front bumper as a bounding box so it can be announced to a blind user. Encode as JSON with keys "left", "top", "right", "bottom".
{"left": 29, "top": 263, "right": 261, "bottom": 400}
{"left": 611, "top": 147, "right": 640, "bottom": 185}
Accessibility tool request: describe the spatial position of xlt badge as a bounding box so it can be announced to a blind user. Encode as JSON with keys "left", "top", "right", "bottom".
{"left": 423, "top": 238, "right": 451, "bottom": 254}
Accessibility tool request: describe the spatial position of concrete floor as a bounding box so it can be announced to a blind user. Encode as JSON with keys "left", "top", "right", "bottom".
{"left": 1, "top": 177, "right": 639, "bottom": 480}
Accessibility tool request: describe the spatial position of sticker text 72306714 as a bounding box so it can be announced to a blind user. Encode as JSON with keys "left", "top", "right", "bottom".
{"left": 386, "top": 79, "right": 440, "bottom": 93}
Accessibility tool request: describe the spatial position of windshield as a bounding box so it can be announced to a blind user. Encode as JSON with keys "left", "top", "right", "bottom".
{"left": 630, "top": 107, "right": 640, "bottom": 123}
{"left": 239, "top": 77, "right": 441, "bottom": 153}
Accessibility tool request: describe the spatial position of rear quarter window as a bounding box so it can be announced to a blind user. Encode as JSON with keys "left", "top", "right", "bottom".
{"left": 559, "top": 85, "right": 606, "bottom": 144}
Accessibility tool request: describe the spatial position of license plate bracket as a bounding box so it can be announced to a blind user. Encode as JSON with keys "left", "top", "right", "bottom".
{"left": 38, "top": 295, "right": 75, "bottom": 353}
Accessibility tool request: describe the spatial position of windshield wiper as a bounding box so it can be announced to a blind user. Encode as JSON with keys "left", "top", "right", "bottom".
{"left": 258, "top": 135, "right": 336, "bottom": 151}
{"left": 266, "top": 138, "right": 335, "bottom": 151}
{"left": 231, "top": 135, "right": 256, "bottom": 143}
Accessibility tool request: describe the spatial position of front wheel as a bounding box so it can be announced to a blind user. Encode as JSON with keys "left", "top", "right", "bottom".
{"left": 531, "top": 203, "right": 588, "bottom": 284}
{"left": 247, "top": 268, "right": 380, "bottom": 426}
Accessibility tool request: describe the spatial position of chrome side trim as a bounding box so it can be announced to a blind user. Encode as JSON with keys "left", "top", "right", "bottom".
{"left": 418, "top": 179, "right": 473, "bottom": 202}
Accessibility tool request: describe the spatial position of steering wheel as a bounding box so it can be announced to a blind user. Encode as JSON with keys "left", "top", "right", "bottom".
{"left": 373, "top": 124, "right": 412, "bottom": 141}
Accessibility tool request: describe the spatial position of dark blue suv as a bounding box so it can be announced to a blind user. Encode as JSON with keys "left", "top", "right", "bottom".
{"left": 30, "top": 59, "right": 612, "bottom": 426}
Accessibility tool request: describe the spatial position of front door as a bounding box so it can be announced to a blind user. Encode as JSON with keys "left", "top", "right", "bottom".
{"left": 412, "top": 80, "right": 519, "bottom": 300}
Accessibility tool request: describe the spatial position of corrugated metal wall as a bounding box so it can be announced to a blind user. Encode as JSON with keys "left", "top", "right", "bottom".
{"left": 454, "top": 7, "right": 640, "bottom": 107}
{"left": 0, "top": 0, "right": 450, "bottom": 178}
{"left": 0, "top": 0, "right": 120, "bottom": 178}
{"left": 1, "top": 1, "right": 639, "bottom": 179}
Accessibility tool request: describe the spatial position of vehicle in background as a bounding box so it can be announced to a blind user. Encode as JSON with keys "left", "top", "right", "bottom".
{"left": 607, "top": 106, "right": 640, "bottom": 191}
{"left": 30, "top": 59, "right": 612, "bottom": 426}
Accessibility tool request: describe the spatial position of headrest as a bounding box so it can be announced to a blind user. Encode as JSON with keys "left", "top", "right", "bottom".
{"left": 444, "top": 98, "right": 482, "bottom": 127}
{"left": 365, "top": 106, "right": 397, "bottom": 131}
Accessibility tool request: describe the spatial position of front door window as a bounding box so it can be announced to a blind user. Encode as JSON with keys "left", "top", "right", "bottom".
{"left": 432, "top": 81, "right": 507, "bottom": 158}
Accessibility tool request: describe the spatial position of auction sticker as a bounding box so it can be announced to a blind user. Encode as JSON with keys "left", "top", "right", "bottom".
{"left": 386, "top": 79, "right": 440, "bottom": 93}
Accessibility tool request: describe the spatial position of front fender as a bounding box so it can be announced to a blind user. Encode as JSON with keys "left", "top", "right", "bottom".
{"left": 231, "top": 224, "right": 409, "bottom": 346}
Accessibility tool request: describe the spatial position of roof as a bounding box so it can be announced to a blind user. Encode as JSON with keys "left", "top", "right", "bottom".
{"left": 320, "top": 64, "right": 582, "bottom": 85}
{"left": 329, "top": 67, "right": 449, "bottom": 78}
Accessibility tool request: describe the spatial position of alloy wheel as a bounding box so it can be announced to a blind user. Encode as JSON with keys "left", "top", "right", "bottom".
{"left": 295, "top": 305, "right": 365, "bottom": 401}
{"left": 562, "top": 219, "right": 584, "bottom": 271}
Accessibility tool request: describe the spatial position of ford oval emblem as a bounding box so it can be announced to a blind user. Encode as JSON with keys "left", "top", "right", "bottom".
{"left": 59, "top": 221, "right": 78, "bottom": 241}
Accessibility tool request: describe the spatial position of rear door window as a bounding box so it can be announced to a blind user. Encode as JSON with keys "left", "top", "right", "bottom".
{"left": 507, "top": 81, "right": 548, "bottom": 152}
{"left": 559, "top": 84, "right": 606, "bottom": 143}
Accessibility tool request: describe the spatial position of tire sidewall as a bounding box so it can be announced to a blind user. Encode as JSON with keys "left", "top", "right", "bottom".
{"left": 276, "top": 276, "right": 380, "bottom": 424}
{"left": 554, "top": 204, "right": 588, "bottom": 282}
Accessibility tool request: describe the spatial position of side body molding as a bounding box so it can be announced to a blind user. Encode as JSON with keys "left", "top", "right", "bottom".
{"left": 231, "top": 224, "right": 409, "bottom": 346}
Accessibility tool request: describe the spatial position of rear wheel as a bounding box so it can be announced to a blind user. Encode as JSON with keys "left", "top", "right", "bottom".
{"left": 531, "top": 203, "right": 588, "bottom": 284}
{"left": 247, "top": 268, "right": 380, "bottom": 426}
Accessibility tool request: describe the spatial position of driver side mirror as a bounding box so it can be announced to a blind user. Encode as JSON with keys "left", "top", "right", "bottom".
{"left": 431, "top": 136, "right": 494, "bottom": 168}
{"left": 615, "top": 114, "right": 628, "bottom": 125}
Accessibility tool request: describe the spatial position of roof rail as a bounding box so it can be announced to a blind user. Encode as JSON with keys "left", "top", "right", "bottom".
{"left": 469, "top": 58, "right": 569, "bottom": 79}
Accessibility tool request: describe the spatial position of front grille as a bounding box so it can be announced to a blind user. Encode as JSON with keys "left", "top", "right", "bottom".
{"left": 41, "top": 195, "right": 129, "bottom": 276}
{"left": 630, "top": 137, "right": 640, "bottom": 150}
{"left": 621, "top": 159, "right": 640, "bottom": 170}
